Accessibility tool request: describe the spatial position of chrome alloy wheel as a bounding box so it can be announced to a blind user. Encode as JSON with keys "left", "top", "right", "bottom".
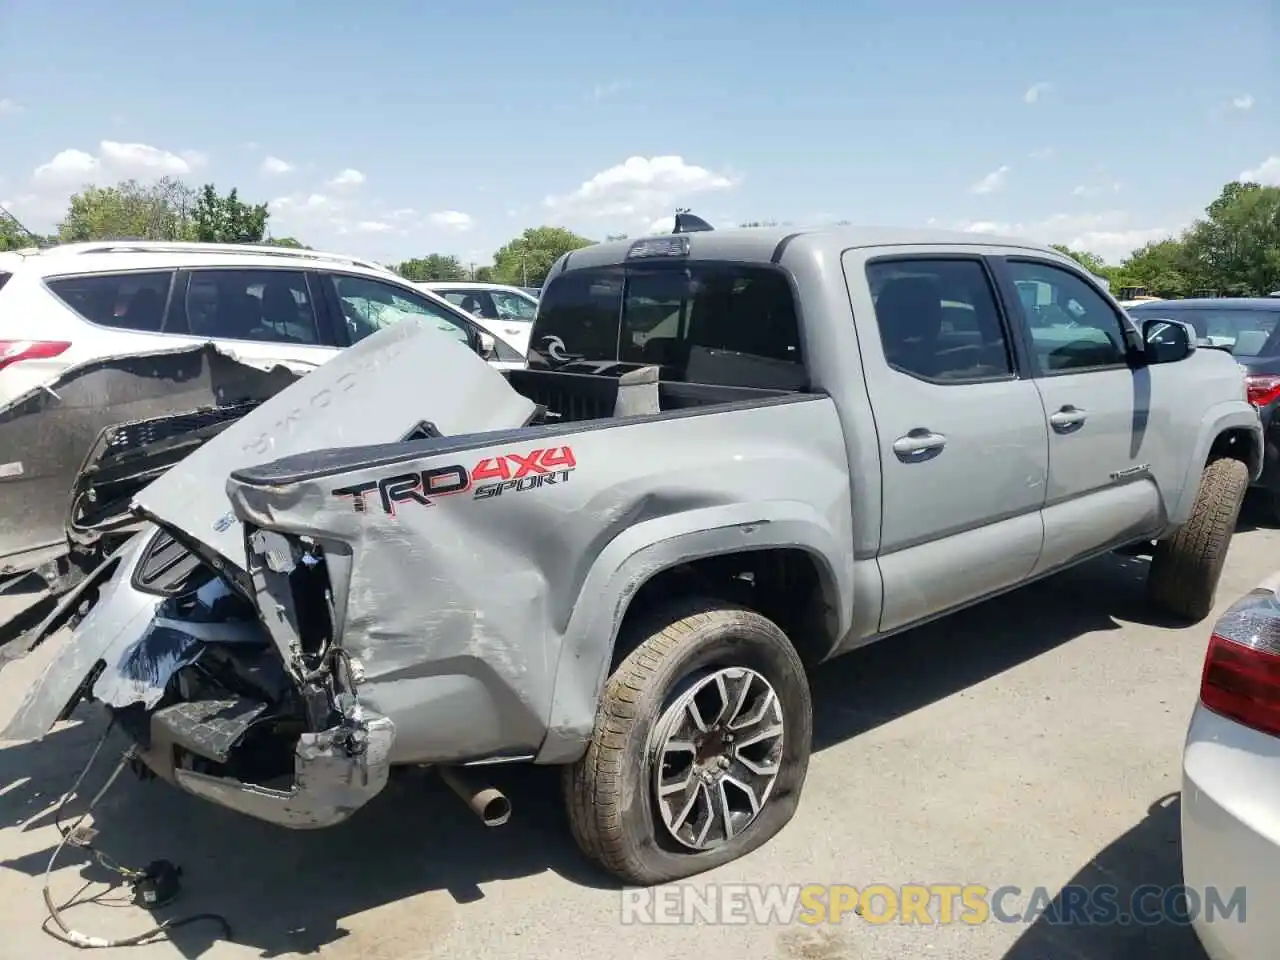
{"left": 651, "top": 666, "right": 785, "bottom": 850}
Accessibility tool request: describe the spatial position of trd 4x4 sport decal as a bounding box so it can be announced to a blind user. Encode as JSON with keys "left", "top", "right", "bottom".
{"left": 471, "top": 445, "right": 576, "bottom": 500}
{"left": 331, "top": 445, "right": 577, "bottom": 515}
{"left": 331, "top": 464, "right": 470, "bottom": 516}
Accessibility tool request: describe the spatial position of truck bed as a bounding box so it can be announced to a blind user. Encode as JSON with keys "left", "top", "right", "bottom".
{"left": 506, "top": 366, "right": 800, "bottom": 424}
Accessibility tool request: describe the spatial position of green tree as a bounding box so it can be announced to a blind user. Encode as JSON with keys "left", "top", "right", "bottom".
{"left": 191, "top": 184, "right": 269, "bottom": 243}
{"left": 0, "top": 211, "right": 46, "bottom": 250}
{"left": 492, "top": 226, "right": 594, "bottom": 287}
{"left": 262, "top": 236, "right": 310, "bottom": 249}
{"left": 1181, "top": 181, "right": 1280, "bottom": 296}
{"left": 1049, "top": 243, "right": 1109, "bottom": 275}
{"left": 1117, "top": 239, "right": 1193, "bottom": 298}
{"left": 393, "top": 253, "right": 467, "bottom": 282}
{"left": 473, "top": 265, "right": 495, "bottom": 282}
{"left": 58, "top": 177, "right": 197, "bottom": 242}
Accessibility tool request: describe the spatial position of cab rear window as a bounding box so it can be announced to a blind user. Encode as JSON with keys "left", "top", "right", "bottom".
{"left": 530, "top": 262, "right": 805, "bottom": 390}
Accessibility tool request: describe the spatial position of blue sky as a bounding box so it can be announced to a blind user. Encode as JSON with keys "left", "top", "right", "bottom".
{"left": 1, "top": 0, "right": 1275, "bottom": 267}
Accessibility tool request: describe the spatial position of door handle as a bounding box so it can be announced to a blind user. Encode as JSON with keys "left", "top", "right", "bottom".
{"left": 1049, "top": 405, "right": 1087, "bottom": 433}
{"left": 892, "top": 429, "right": 947, "bottom": 461}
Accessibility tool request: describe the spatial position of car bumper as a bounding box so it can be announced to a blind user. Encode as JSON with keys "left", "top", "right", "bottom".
{"left": 1181, "top": 703, "right": 1280, "bottom": 960}
{"left": 0, "top": 534, "right": 397, "bottom": 830}
{"left": 130, "top": 698, "right": 395, "bottom": 830}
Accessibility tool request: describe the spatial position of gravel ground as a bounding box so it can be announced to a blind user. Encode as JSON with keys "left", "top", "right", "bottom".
{"left": 0, "top": 505, "right": 1272, "bottom": 960}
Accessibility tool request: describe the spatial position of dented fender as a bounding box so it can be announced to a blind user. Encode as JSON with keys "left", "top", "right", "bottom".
{"left": 536, "top": 502, "right": 852, "bottom": 764}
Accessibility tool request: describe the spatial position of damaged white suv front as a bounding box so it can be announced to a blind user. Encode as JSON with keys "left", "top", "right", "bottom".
{"left": 1, "top": 318, "right": 539, "bottom": 827}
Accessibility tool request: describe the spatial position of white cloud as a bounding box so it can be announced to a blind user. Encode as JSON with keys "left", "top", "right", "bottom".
{"left": 544, "top": 155, "right": 738, "bottom": 227}
{"left": 327, "top": 168, "right": 365, "bottom": 188}
{"left": 33, "top": 148, "right": 100, "bottom": 181}
{"left": 33, "top": 140, "right": 204, "bottom": 184}
{"left": 970, "top": 165, "right": 1010, "bottom": 195}
{"left": 1023, "top": 82, "right": 1051, "bottom": 104}
{"left": 269, "top": 193, "right": 334, "bottom": 216}
{"left": 260, "top": 155, "right": 295, "bottom": 175}
{"left": 99, "top": 140, "right": 199, "bottom": 175}
{"left": 1241, "top": 155, "right": 1280, "bottom": 186}
{"left": 589, "top": 80, "right": 629, "bottom": 102}
{"left": 429, "top": 210, "right": 473, "bottom": 230}
{"left": 355, "top": 220, "right": 393, "bottom": 233}
{"left": 1231, "top": 94, "right": 1255, "bottom": 111}
{"left": 0, "top": 98, "right": 20, "bottom": 115}
{"left": 1029, "top": 146, "right": 1055, "bottom": 159}
{"left": 1071, "top": 181, "right": 1122, "bottom": 198}
{"left": 956, "top": 211, "right": 1176, "bottom": 263}
{"left": 647, "top": 215, "right": 675, "bottom": 234}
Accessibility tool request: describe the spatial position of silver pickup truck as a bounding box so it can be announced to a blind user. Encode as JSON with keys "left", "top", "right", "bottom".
{"left": 3, "top": 225, "right": 1261, "bottom": 886}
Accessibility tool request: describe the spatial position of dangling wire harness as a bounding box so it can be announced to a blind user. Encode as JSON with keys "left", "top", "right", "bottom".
{"left": 41, "top": 720, "right": 233, "bottom": 949}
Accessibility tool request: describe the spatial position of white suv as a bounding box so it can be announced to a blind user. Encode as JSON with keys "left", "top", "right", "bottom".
{"left": 421, "top": 281, "right": 539, "bottom": 355}
{"left": 0, "top": 241, "right": 525, "bottom": 406}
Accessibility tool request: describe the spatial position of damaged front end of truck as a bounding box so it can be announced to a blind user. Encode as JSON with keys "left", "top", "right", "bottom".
{"left": 1, "top": 319, "right": 539, "bottom": 828}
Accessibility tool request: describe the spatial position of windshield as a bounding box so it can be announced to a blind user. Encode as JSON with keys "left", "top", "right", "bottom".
{"left": 530, "top": 261, "right": 806, "bottom": 389}
{"left": 491, "top": 290, "right": 538, "bottom": 322}
{"left": 1131, "top": 306, "right": 1280, "bottom": 357}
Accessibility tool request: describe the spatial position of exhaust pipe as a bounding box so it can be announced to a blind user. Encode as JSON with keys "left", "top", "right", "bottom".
{"left": 439, "top": 765, "right": 511, "bottom": 827}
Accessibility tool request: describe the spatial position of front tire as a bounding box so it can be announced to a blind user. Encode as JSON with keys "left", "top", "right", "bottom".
{"left": 564, "top": 597, "right": 812, "bottom": 885}
{"left": 1148, "top": 457, "right": 1249, "bottom": 622}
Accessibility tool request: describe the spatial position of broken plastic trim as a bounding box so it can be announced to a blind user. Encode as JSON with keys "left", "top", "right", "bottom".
{"left": 130, "top": 528, "right": 215, "bottom": 598}
{"left": 67, "top": 401, "right": 263, "bottom": 545}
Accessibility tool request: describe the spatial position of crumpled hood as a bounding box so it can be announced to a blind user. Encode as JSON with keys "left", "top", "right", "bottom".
{"left": 132, "top": 318, "right": 538, "bottom": 573}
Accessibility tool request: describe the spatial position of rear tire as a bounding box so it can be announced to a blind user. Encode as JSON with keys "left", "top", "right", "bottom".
{"left": 564, "top": 597, "right": 811, "bottom": 886}
{"left": 1148, "top": 457, "right": 1249, "bottom": 622}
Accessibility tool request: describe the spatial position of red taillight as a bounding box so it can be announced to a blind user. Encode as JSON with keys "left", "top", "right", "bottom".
{"left": 1245, "top": 374, "right": 1280, "bottom": 408}
{"left": 0, "top": 340, "right": 71, "bottom": 373}
{"left": 1200, "top": 591, "right": 1280, "bottom": 736}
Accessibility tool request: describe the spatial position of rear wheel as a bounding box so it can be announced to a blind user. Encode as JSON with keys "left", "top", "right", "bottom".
{"left": 1148, "top": 457, "right": 1249, "bottom": 622}
{"left": 564, "top": 597, "right": 811, "bottom": 885}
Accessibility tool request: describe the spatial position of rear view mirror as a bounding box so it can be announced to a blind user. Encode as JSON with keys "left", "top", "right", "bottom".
{"left": 1142, "top": 318, "right": 1195, "bottom": 364}
{"left": 478, "top": 331, "right": 496, "bottom": 359}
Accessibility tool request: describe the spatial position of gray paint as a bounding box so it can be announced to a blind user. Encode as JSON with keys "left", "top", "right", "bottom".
{"left": 4, "top": 224, "right": 1265, "bottom": 829}
{"left": 134, "top": 317, "right": 536, "bottom": 573}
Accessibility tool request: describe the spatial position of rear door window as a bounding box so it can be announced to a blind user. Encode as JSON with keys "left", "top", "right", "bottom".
{"left": 865, "top": 258, "right": 1013, "bottom": 382}
{"left": 45, "top": 271, "right": 176, "bottom": 332}
{"left": 530, "top": 263, "right": 805, "bottom": 389}
{"left": 442, "top": 289, "right": 500, "bottom": 319}
{"left": 180, "top": 269, "right": 321, "bottom": 344}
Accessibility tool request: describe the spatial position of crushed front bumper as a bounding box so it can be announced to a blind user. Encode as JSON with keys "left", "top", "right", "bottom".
{"left": 134, "top": 699, "right": 395, "bottom": 830}
{"left": 2, "top": 532, "right": 397, "bottom": 830}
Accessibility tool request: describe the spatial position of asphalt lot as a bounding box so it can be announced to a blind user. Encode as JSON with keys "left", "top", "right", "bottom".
{"left": 1, "top": 503, "right": 1274, "bottom": 960}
